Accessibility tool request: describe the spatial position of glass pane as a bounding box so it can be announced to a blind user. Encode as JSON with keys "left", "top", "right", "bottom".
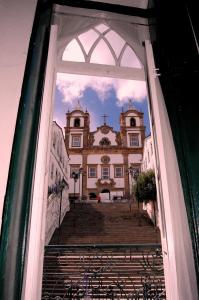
{"left": 90, "top": 39, "right": 115, "bottom": 65}
{"left": 62, "top": 39, "right": 85, "bottom": 62}
{"left": 105, "top": 30, "right": 125, "bottom": 58}
{"left": 78, "top": 29, "right": 99, "bottom": 55}
{"left": 121, "top": 46, "right": 142, "bottom": 68}
{"left": 95, "top": 24, "right": 109, "bottom": 33}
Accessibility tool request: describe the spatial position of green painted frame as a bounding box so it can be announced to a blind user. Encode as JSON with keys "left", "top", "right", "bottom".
{"left": 0, "top": 2, "right": 154, "bottom": 300}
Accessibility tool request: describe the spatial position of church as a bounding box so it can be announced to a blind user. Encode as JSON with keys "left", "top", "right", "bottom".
{"left": 65, "top": 102, "right": 145, "bottom": 201}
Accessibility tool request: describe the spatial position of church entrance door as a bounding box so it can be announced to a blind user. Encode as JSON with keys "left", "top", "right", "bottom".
{"left": 100, "top": 189, "right": 111, "bottom": 202}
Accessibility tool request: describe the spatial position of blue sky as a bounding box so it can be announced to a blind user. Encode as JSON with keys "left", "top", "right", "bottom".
{"left": 54, "top": 75, "right": 151, "bottom": 136}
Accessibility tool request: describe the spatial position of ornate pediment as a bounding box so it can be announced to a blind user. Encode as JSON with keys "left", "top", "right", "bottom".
{"left": 100, "top": 125, "right": 111, "bottom": 134}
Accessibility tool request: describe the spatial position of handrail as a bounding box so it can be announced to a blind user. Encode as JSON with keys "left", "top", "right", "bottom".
{"left": 45, "top": 243, "right": 162, "bottom": 250}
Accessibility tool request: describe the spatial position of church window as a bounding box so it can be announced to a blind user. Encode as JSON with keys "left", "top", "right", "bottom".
{"left": 74, "top": 118, "right": 80, "bottom": 127}
{"left": 114, "top": 166, "right": 123, "bottom": 178}
{"left": 101, "top": 166, "right": 110, "bottom": 180}
{"left": 129, "top": 134, "right": 139, "bottom": 147}
{"left": 72, "top": 135, "right": 81, "bottom": 147}
{"left": 99, "top": 137, "right": 111, "bottom": 146}
{"left": 88, "top": 166, "right": 97, "bottom": 178}
{"left": 130, "top": 117, "right": 136, "bottom": 127}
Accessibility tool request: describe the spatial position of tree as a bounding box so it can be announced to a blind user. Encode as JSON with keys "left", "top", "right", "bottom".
{"left": 133, "top": 170, "right": 157, "bottom": 225}
{"left": 133, "top": 169, "right": 156, "bottom": 204}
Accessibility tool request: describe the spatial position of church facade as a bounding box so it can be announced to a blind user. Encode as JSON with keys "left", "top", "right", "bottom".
{"left": 65, "top": 104, "right": 145, "bottom": 201}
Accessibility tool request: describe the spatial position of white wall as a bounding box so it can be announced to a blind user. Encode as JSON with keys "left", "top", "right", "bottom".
{"left": 142, "top": 135, "right": 155, "bottom": 171}
{"left": 93, "top": 130, "right": 117, "bottom": 146}
{"left": 69, "top": 155, "right": 82, "bottom": 165}
{"left": 128, "top": 153, "right": 142, "bottom": 163}
{"left": 87, "top": 154, "right": 123, "bottom": 164}
{"left": 0, "top": 0, "right": 38, "bottom": 230}
{"left": 45, "top": 188, "right": 69, "bottom": 245}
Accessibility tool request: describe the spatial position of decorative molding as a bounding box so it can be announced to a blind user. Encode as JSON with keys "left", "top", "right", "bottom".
{"left": 101, "top": 155, "right": 110, "bottom": 164}
{"left": 101, "top": 125, "right": 110, "bottom": 134}
{"left": 95, "top": 178, "right": 116, "bottom": 189}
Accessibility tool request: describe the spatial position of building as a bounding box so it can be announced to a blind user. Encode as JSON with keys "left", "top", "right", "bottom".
{"left": 141, "top": 134, "right": 158, "bottom": 225}
{"left": 66, "top": 102, "right": 145, "bottom": 201}
{"left": 141, "top": 134, "right": 155, "bottom": 172}
{"left": 45, "top": 121, "right": 70, "bottom": 244}
{"left": 0, "top": 1, "right": 198, "bottom": 300}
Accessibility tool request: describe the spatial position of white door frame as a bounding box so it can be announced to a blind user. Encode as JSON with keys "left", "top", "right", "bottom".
{"left": 145, "top": 40, "right": 198, "bottom": 300}
{"left": 22, "top": 23, "right": 198, "bottom": 300}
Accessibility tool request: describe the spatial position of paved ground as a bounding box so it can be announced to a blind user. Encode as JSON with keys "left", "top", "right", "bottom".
{"left": 50, "top": 202, "right": 161, "bottom": 245}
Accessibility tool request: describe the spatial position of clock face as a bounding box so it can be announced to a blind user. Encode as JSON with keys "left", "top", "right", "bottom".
{"left": 101, "top": 155, "right": 110, "bottom": 164}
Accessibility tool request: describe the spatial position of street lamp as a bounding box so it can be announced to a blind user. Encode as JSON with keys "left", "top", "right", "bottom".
{"left": 126, "top": 166, "right": 139, "bottom": 211}
{"left": 58, "top": 178, "right": 68, "bottom": 244}
{"left": 71, "top": 171, "right": 79, "bottom": 205}
{"left": 78, "top": 167, "right": 83, "bottom": 201}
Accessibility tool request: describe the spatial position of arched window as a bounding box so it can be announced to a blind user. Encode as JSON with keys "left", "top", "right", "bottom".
{"left": 99, "top": 137, "right": 111, "bottom": 146}
{"left": 74, "top": 118, "right": 80, "bottom": 127}
{"left": 130, "top": 117, "right": 136, "bottom": 127}
{"left": 62, "top": 24, "right": 142, "bottom": 68}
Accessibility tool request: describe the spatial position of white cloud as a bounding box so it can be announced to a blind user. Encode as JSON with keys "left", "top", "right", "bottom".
{"left": 56, "top": 73, "right": 147, "bottom": 105}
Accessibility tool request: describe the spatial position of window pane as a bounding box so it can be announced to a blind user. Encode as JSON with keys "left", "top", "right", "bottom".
{"left": 62, "top": 39, "right": 85, "bottom": 62}
{"left": 88, "top": 167, "right": 97, "bottom": 178}
{"left": 121, "top": 45, "right": 142, "bottom": 68}
{"left": 115, "top": 167, "right": 123, "bottom": 177}
{"left": 105, "top": 30, "right": 125, "bottom": 58}
{"left": 72, "top": 136, "right": 81, "bottom": 147}
{"left": 90, "top": 39, "right": 115, "bottom": 65}
{"left": 102, "top": 167, "right": 109, "bottom": 179}
{"left": 78, "top": 29, "right": 99, "bottom": 55}
{"left": 130, "top": 135, "right": 139, "bottom": 147}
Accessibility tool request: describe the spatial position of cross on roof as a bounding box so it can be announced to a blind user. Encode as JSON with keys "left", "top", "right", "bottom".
{"left": 101, "top": 114, "right": 108, "bottom": 125}
{"left": 128, "top": 99, "right": 135, "bottom": 110}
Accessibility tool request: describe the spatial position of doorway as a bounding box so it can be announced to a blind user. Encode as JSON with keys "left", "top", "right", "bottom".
{"left": 0, "top": 2, "right": 197, "bottom": 300}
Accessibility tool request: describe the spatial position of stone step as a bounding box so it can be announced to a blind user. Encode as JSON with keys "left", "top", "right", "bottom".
{"left": 42, "top": 246, "right": 165, "bottom": 299}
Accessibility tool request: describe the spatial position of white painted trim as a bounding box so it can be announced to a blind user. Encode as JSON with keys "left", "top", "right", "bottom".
{"left": 22, "top": 26, "right": 58, "bottom": 300}
{"left": 58, "top": 60, "right": 145, "bottom": 80}
{"left": 145, "top": 40, "right": 198, "bottom": 300}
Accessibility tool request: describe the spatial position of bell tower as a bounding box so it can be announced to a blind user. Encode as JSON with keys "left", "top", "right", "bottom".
{"left": 64, "top": 101, "right": 90, "bottom": 150}
{"left": 120, "top": 100, "right": 145, "bottom": 149}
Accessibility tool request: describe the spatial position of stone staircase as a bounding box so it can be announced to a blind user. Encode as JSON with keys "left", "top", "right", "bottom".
{"left": 42, "top": 203, "right": 165, "bottom": 299}
{"left": 50, "top": 203, "right": 160, "bottom": 245}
